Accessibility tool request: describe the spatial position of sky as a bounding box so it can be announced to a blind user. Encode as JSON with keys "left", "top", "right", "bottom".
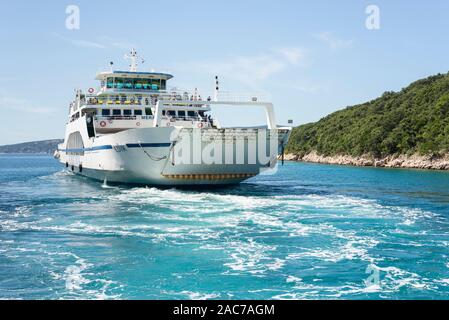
{"left": 1, "top": 0, "right": 449, "bottom": 144}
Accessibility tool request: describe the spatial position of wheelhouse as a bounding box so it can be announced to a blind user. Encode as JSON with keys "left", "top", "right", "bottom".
{"left": 96, "top": 71, "right": 173, "bottom": 92}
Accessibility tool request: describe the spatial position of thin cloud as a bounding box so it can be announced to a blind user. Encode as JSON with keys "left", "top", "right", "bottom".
{"left": 53, "top": 33, "right": 134, "bottom": 50}
{"left": 178, "top": 47, "right": 306, "bottom": 89}
{"left": 70, "top": 39, "right": 106, "bottom": 49}
{"left": 53, "top": 33, "right": 105, "bottom": 49}
{"left": 315, "top": 32, "right": 354, "bottom": 50}
{"left": 275, "top": 47, "right": 304, "bottom": 65}
{"left": 98, "top": 36, "right": 136, "bottom": 50}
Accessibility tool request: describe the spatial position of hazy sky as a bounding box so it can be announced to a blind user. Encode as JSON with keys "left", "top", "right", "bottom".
{"left": 1, "top": 0, "right": 449, "bottom": 144}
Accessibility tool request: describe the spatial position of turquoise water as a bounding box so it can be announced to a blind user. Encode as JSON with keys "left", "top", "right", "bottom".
{"left": 1, "top": 154, "right": 449, "bottom": 300}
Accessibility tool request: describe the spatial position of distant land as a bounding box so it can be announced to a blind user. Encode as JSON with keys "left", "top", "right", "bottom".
{"left": 285, "top": 72, "right": 449, "bottom": 170}
{"left": 0, "top": 139, "right": 63, "bottom": 155}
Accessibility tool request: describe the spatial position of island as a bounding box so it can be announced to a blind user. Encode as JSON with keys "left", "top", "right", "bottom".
{"left": 0, "top": 139, "right": 63, "bottom": 155}
{"left": 285, "top": 72, "right": 449, "bottom": 170}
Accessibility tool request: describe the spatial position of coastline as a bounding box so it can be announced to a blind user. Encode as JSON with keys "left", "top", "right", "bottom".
{"left": 284, "top": 151, "right": 449, "bottom": 171}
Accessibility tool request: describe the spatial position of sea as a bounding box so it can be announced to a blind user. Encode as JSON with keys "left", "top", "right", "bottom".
{"left": 1, "top": 154, "right": 449, "bottom": 300}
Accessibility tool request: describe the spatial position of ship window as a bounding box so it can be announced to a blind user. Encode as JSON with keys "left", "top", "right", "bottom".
{"left": 151, "top": 79, "right": 160, "bottom": 90}
{"left": 102, "top": 109, "right": 111, "bottom": 116}
{"left": 134, "top": 80, "right": 143, "bottom": 90}
{"left": 162, "top": 110, "right": 166, "bottom": 116}
{"left": 124, "top": 78, "right": 133, "bottom": 89}
{"left": 134, "top": 109, "right": 142, "bottom": 116}
{"left": 161, "top": 79, "right": 166, "bottom": 90}
{"left": 124, "top": 109, "right": 132, "bottom": 116}
{"left": 178, "top": 110, "right": 186, "bottom": 117}
{"left": 112, "top": 109, "right": 121, "bottom": 116}
{"left": 115, "top": 78, "right": 124, "bottom": 89}
{"left": 142, "top": 79, "right": 150, "bottom": 90}
{"left": 187, "top": 111, "right": 196, "bottom": 117}
{"left": 107, "top": 77, "right": 114, "bottom": 89}
{"left": 167, "top": 110, "right": 176, "bottom": 116}
{"left": 145, "top": 108, "right": 152, "bottom": 115}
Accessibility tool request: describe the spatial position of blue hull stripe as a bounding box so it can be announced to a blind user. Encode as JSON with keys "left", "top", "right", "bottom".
{"left": 59, "top": 145, "right": 112, "bottom": 153}
{"left": 126, "top": 143, "right": 171, "bottom": 148}
{"left": 59, "top": 143, "right": 170, "bottom": 153}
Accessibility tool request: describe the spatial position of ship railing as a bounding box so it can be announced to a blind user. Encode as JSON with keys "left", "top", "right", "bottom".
{"left": 94, "top": 115, "right": 205, "bottom": 122}
{"left": 83, "top": 96, "right": 152, "bottom": 107}
{"left": 94, "top": 115, "right": 155, "bottom": 121}
{"left": 99, "top": 87, "right": 166, "bottom": 93}
{"left": 156, "top": 90, "right": 270, "bottom": 103}
{"left": 80, "top": 89, "right": 269, "bottom": 106}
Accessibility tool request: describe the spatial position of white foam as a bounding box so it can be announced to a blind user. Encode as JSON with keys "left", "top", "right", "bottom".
{"left": 64, "top": 257, "right": 91, "bottom": 291}
{"left": 180, "top": 291, "right": 220, "bottom": 300}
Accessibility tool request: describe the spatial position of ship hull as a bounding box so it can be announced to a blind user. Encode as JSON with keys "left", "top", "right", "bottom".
{"left": 57, "top": 119, "right": 289, "bottom": 186}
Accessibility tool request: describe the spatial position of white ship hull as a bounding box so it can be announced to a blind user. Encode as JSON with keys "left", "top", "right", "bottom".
{"left": 57, "top": 117, "right": 290, "bottom": 186}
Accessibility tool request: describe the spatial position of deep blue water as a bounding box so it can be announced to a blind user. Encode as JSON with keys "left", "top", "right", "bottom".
{"left": 1, "top": 154, "right": 449, "bottom": 300}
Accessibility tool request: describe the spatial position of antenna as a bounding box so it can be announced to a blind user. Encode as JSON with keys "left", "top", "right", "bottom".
{"left": 214, "top": 76, "right": 219, "bottom": 101}
{"left": 124, "top": 48, "right": 144, "bottom": 72}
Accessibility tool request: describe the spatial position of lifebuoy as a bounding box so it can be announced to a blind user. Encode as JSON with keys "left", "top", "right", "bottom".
{"left": 197, "top": 122, "right": 204, "bottom": 129}
{"left": 100, "top": 121, "right": 107, "bottom": 127}
{"left": 88, "top": 88, "right": 95, "bottom": 94}
{"left": 136, "top": 122, "right": 141, "bottom": 127}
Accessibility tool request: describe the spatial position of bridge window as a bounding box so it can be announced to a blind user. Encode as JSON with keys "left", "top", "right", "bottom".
{"left": 134, "top": 80, "right": 143, "bottom": 90}
{"left": 124, "top": 78, "right": 133, "bottom": 89}
{"left": 150, "top": 79, "right": 160, "bottom": 90}
{"left": 113, "top": 109, "right": 121, "bottom": 116}
{"left": 115, "top": 78, "right": 124, "bottom": 89}
{"left": 134, "top": 109, "right": 142, "bottom": 116}
{"left": 107, "top": 77, "right": 114, "bottom": 89}
{"left": 102, "top": 109, "right": 111, "bottom": 116}
{"left": 141, "top": 79, "right": 149, "bottom": 90}
{"left": 107, "top": 77, "right": 167, "bottom": 91}
{"left": 124, "top": 109, "right": 132, "bottom": 116}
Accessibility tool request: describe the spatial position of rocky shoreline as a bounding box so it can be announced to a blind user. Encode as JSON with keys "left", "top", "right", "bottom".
{"left": 284, "top": 151, "right": 449, "bottom": 171}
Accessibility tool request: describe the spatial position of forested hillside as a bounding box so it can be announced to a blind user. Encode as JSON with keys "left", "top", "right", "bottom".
{"left": 286, "top": 73, "right": 449, "bottom": 158}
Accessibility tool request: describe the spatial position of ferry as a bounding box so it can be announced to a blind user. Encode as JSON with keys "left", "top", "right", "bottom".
{"left": 55, "top": 49, "right": 291, "bottom": 185}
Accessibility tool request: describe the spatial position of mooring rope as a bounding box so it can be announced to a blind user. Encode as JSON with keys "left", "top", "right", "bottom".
{"left": 138, "top": 141, "right": 167, "bottom": 161}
